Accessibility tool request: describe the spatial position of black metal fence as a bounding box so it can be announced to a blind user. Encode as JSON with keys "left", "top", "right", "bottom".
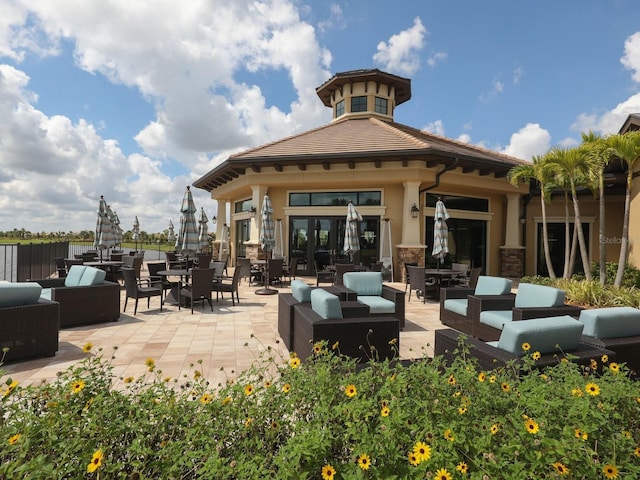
{"left": 0, "top": 241, "right": 69, "bottom": 282}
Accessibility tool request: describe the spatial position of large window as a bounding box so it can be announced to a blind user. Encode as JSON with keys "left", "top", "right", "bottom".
{"left": 375, "top": 97, "right": 388, "bottom": 114}
{"left": 351, "top": 96, "right": 367, "bottom": 113}
{"left": 234, "top": 198, "right": 254, "bottom": 214}
{"left": 426, "top": 194, "right": 488, "bottom": 213}
{"left": 289, "top": 191, "right": 381, "bottom": 207}
{"left": 335, "top": 100, "right": 345, "bottom": 117}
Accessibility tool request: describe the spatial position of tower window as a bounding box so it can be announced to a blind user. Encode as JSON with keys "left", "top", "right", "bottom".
{"left": 375, "top": 97, "right": 388, "bottom": 114}
{"left": 351, "top": 96, "right": 367, "bottom": 113}
{"left": 335, "top": 100, "right": 345, "bottom": 117}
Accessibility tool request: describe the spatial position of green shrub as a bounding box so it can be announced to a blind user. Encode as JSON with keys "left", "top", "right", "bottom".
{"left": 2, "top": 343, "right": 639, "bottom": 478}
{"left": 592, "top": 262, "right": 640, "bottom": 288}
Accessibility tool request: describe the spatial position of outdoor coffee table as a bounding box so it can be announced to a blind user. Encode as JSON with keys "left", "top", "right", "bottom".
{"left": 157, "top": 269, "right": 191, "bottom": 306}
{"left": 424, "top": 269, "right": 461, "bottom": 301}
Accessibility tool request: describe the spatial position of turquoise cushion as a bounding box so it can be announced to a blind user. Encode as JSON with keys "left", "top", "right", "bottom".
{"left": 0, "top": 282, "right": 43, "bottom": 307}
{"left": 480, "top": 310, "right": 513, "bottom": 330}
{"left": 78, "top": 266, "right": 106, "bottom": 286}
{"left": 65, "top": 265, "right": 87, "bottom": 287}
{"left": 357, "top": 296, "right": 395, "bottom": 314}
{"left": 579, "top": 307, "right": 640, "bottom": 338}
{"left": 291, "top": 280, "right": 312, "bottom": 303}
{"left": 40, "top": 288, "right": 52, "bottom": 301}
{"left": 496, "top": 316, "right": 583, "bottom": 355}
{"left": 474, "top": 276, "right": 512, "bottom": 296}
{"left": 310, "top": 289, "right": 343, "bottom": 320}
{"left": 444, "top": 298, "right": 468, "bottom": 316}
{"left": 514, "top": 283, "right": 565, "bottom": 308}
{"left": 343, "top": 272, "right": 383, "bottom": 296}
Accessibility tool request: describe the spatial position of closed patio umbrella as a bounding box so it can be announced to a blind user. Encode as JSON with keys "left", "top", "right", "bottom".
{"left": 94, "top": 196, "right": 116, "bottom": 261}
{"left": 273, "top": 218, "right": 284, "bottom": 258}
{"left": 198, "top": 207, "right": 209, "bottom": 252}
{"left": 167, "top": 219, "right": 176, "bottom": 243}
{"left": 175, "top": 186, "right": 199, "bottom": 257}
{"left": 256, "top": 192, "right": 277, "bottom": 295}
{"left": 432, "top": 197, "right": 450, "bottom": 269}
{"left": 344, "top": 200, "right": 362, "bottom": 262}
{"left": 132, "top": 216, "right": 140, "bottom": 252}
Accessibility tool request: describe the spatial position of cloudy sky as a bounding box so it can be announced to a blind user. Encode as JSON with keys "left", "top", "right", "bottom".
{"left": 1, "top": 0, "right": 639, "bottom": 235}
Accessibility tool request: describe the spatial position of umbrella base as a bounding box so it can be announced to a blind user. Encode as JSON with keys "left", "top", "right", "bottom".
{"left": 255, "top": 288, "right": 278, "bottom": 295}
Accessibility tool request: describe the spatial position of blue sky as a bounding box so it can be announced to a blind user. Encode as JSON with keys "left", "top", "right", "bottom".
{"left": 1, "top": 0, "right": 639, "bottom": 234}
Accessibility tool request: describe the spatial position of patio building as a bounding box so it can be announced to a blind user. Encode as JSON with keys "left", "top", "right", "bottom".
{"left": 194, "top": 69, "right": 639, "bottom": 279}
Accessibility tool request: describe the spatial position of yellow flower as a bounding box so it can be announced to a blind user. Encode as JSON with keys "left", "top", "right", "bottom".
{"left": 434, "top": 468, "right": 452, "bottom": 480}
{"left": 501, "top": 382, "right": 510, "bottom": 392}
{"left": 525, "top": 418, "right": 539, "bottom": 434}
{"left": 478, "top": 372, "right": 486, "bottom": 382}
{"left": 71, "top": 380, "right": 85, "bottom": 394}
{"left": 345, "top": 384, "right": 357, "bottom": 398}
{"left": 552, "top": 461, "right": 570, "bottom": 476}
{"left": 532, "top": 351, "right": 541, "bottom": 361}
{"left": 633, "top": 446, "right": 640, "bottom": 458}
{"left": 332, "top": 341, "right": 339, "bottom": 350}
{"left": 521, "top": 342, "right": 531, "bottom": 351}
{"left": 412, "top": 441, "right": 431, "bottom": 462}
{"left": 124, "top": 376, "right": 134, "bottom": 384}
{"left": 263, "top": 380, "right": 271, "bottom": 388}
{"left": 244, "top": 417, "right": 254, "bottom": 428}
{"left": 489, "top": 375, "right": 496, "bottom": 383}
{"left": 490, "top": 423, "right": 500, "bottom": 435}
{"left": 447, "top": 374, "right": 456, "bottom": 385}
{"left": 289, "top": 356, "right": 301, "bottom": 369}
{"left": 200, "top": 393, "right": 213, "bottom": 404}
{"left": 221, "top": 396, "right": 232, "bottom": 405}
{"left": 87, "top": 449, "right": 103, "bottom": 473}
{"left": 357, "top": 453, "right": 371, "bottom": 471}
{"left": 282, "top": 383, "right": 291, "bottom": 393}
{"left": 3, "top": 380, "right": 18, "bottom": 397}
{"left": 444, "top": 429, "right": 455, "bottom": 442}
{"left": 145, "top": 357, "right": 155, "bottom": 371}
{"left": 82, "top": 342, "right": 93, "bottom": 353}
{"left": 585, "top": 382, "right": 600, "bottom": 396}
{"left": 590, "top": 359, "right": 598, "bottom": 370}
{"left": 194, "top": 370, "right": 202, "bottom": 379}
{"left": 456, "top": 462, "right": 469, "bottom": 474}
{"left": 243, "top": 384, "right": 254, "bottom": 396}
{"left": 609, "top": 362, "right": 620, "bottom": 373}
{"left": 571, "top": 387, "right": 583, "bottom": 397}
{"left": 408, "top": 451, "right": 420, "bottom": 466}
{"left": 8, "top": 434, "right": 21, "bottom": 445}
{"left": 312, "top": 342, "right": 323, "bottom": 354}
{"left": 381, "top": 406, "right": 390, "bottom": 417}
{"left": 601, "top": 354, "right": 609, "bottom": 363}
{"left": 458, "top": 406, "right": 467, "bottom": 415}
{"left": 574, "top": 428, "right": 588, "bottom": 441}
{"left": 321, "top": 464, "right": 336, "bottom": 480}
{"left": 602, "top": 464, "right": 619, "bottom": 479}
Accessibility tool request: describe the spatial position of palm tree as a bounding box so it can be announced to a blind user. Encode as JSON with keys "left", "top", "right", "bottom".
{"left": 605, "top": 131, "right": 640, "bottom": 287}
{"left": 545, "top": 145, "right": 593, "bottom": 281}
{"left": 581, "top": 131, "right": 611, "bottom": 285}
{"left": 508, "top": 155, "right": 557, "bottom": 279}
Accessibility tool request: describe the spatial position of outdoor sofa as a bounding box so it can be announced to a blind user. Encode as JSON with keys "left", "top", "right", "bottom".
{"left": 30, "top": 265, "right": 120, "bottom": 328}
{"left": 435, "top": 315, "right": 615, "bottom": 374}
{"left": 0, "top": 281, "right": 59, "bottom": 362}
{"left": 290, "top": 288, "right": 399, "bottom": 362}
{"left": 342, "top": 272, "right": 405, "bottom": 328}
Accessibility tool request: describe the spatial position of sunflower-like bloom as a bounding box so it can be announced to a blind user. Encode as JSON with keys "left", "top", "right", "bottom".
{"left": 357, "top": 453, "right": 371, "bottom": 470}
{"left": 321, "top": 464, "right": 336, "bottom": 480}
{"left": 585, "top": 382, "right": 601, "bottom": 396}
{"left": 412, "top": 441, "right": 431, "bottom": 462}
{"left": 282, "top": 383, "right": 291, "bottom": 393}
{"left": 82, "top": 342, "right": 93, "bottom": 353}
{"left": 602, "top": 464, "right": 619, "bottom": 479}
{"left": 87, "top": 449, "right": 104, "bottom": 473}
{"left": 71, "top": 380, "right": 85, "bottom": 394}
{"left": 552, "top": 461, "right": 570, "bottom": 476}
{"left": 200, "top": 393, "right": 213, "bottom": 404}
{"left": 434, "top": 468, "right": 452, "bottom": 480}
{"left": 525, "top": 418, "right": 539, "bottom": 434}
{"left": 381, "top": 406, "right": 390, "bottom": 417}
{"left": 289, "top": 356, "right": 301, "bottom": 369}
{"left": 456, "top": 462, "right": 469, "bottom": 474}
{"left": 345, "top": 384, "right": 357, "bottom": 398}
{"left": 243, "top": 384, "right": 254, "bottom": 396}
{"left": 521, "top": 342, "right": 531, "bottom": 352}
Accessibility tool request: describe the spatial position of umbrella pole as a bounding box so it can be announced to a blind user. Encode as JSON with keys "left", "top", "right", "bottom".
{"left": 255, "top": 247, "right": 278, "bottom": 295}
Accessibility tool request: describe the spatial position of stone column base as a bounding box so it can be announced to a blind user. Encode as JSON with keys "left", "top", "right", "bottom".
{"left": 396, "top": 245, "right": 425, "bottom": 283}
{"left": 500, "top": 246, "right": 525, "bottom": 278}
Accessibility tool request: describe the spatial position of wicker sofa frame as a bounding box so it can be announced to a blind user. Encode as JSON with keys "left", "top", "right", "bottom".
{"left": 0, "top": 299, "right": 60, "bottom": 362}
{"left": 579, "top": 335, "right": 640, "bottom": 378}
{"left": 31, "top": 278, "right": 121, "bottom": 328}
{"left": 440, "top": 287, "right": 583, "bottom": 342}
{"left": 434, "top": 328, "right": 615, "bottom": 373}
{"left": 291, "top": 302, "right": 399, "bottom": 362}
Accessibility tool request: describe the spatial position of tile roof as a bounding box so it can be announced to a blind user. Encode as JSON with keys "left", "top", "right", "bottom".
{"left": 194, "top": 116, "right": 527, "bottom": 192}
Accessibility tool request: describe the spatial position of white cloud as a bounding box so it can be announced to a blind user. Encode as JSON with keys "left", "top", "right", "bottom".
{"left": 0, "top": 0, "right": 333, "bottom": 232}
{"left": 427, "top": 51, "right": 447, "bottom": 67}
{"left": 501, "top": 123, "right": 551, "bottom": 160}
{"left": 317, "top": 3, "right": 346, "bottom": 33}
{"left": 513, "top": 66, "right": 523, "bottom": 85}
{"left": 457, "top": 133, "right": 471, "bottom": 144}
{"left": 621, "top": 31, "right": 640, "bottom": 83}
{"left": 373, "top": 17, "right": 426, "bottom": 76}
{"left": 571, "top": 92, "right": 640, "bottom": 135}
{"left": 423, "top": 120, "right": 445, "bottom": 136}
{"left": 479, "top": 77, "right": 504, "bottom": 103}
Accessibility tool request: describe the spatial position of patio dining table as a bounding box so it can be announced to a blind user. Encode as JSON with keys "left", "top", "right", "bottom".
{"left": 157, "top": 269, "right": 191, "bottom": 306}
{"left": 424, "top": 268, "right": 462, "bottom": 301}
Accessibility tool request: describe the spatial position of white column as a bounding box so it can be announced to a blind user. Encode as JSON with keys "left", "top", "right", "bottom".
{"left": 401, "top": 180, "right": 422, "bottom": 245}
{"left": 250, "top": 185, "right": 267, "bottom": 243}
{"left": 503, "top": 193, "right": 522, "bottom": 247}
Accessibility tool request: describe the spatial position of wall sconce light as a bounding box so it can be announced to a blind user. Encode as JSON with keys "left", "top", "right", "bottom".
{"left": 410, "top": 203, "right": 420, "bottom": 218}
{"left": 249, "top": 206, "right": 257, "bottom": 218}
{"left": 212, "top": 215, "right": 217, "bottom": 226}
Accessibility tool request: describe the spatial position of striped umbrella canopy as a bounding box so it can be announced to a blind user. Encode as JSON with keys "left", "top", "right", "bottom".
{"left": 94, "top": 196, "right": 116, "bottom": 253}
{"left": 106, "top": 205, "right": 123, "bottom": 246}
{"left": 343, "top": 201, "right": 362, "bottom": 258}
{"left": 198, "top": 207, "right": 209, "bottom": 252}
{"left": 132, "top": 216, "right": 140, "bottom": 250}
{"left": 260, "top": 193, "right": 275, "bottom": 252}
{"left": 175, "top": 186, "right": 200, "bottom": 255}
{"left": 167, "top": 219, "right": 176, "bottom": 243}
{"left": 220, "top": 223, "right": 230, "bottom": 259}
{"left": 273, "top": 219, "right": 284, "bottom": 258}
{"left": 432, "top": 198, "right": 450, "bottom": 264}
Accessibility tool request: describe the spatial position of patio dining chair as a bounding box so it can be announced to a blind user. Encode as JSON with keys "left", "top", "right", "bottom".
{"left": 314, "top": 260, "right": 334, "bottom": 287}
{"left": 407, "top": 265, "right": 436, "bottom": 303}
{"left": 179, "top": 267, "right": 215, "bottom": 314}
{"left": 147, "top": 261, "right": 172, "bottom": 299}
{"left": 212, "top": 266, "right": 242, "bottom": 305}
{"left": 267, "top": 258, "right": 284, "bottom": 287}
{"left": 122, "top": 268, "right": 163, "bottom": 315}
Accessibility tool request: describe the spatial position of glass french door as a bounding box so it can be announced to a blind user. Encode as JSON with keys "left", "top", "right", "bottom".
{"left": 425, "top": 217, "right": 486, "bottom": 272}
{"left": 289, "top": 216, "right": 380, "bottom": 276}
